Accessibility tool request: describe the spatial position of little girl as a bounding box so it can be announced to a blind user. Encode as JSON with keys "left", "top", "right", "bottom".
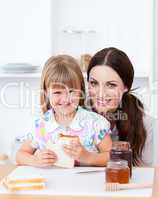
{"left": 16, "top": 55, "right": 112, "bottom": 167}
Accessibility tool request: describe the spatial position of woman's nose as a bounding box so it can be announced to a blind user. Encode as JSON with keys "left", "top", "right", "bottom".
{"left": 97, "top": 85, "right": 106, "bottom": 98}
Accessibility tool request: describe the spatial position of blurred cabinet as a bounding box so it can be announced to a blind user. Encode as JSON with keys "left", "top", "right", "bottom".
{"left": 0, "top": 0, "right": 154, "bottom": 77}
{"left": 52, "top": 0, "right": 154, "bottom": 78}
{"left": 0, "top": 0, "right": 52, "bottom": 66}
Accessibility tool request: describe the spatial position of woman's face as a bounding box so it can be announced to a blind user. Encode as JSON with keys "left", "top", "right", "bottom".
{"left": 88, "top": 65, "right": 127, "bottom": 114}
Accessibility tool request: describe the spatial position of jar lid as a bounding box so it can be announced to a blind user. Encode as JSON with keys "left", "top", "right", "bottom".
{"left": 107, "top": 159, "right": 128, "bottom": 168}
{"left": 112, "top": 141, "right": 130, "bottom": 151}
{"left": 0, "top": 153, "right": 8, "bottom": 160}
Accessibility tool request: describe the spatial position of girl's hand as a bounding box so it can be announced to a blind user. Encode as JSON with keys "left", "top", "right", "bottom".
{"left": 33, "top": 149, "right": 57, "bottom": 167}
{"left": 63, "top": 140, "right": 89, "bottom": 163}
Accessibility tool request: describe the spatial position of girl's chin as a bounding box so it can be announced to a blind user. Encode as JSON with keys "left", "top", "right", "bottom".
{"left": 54, "top": 107, "right": 77, "bottom": 116}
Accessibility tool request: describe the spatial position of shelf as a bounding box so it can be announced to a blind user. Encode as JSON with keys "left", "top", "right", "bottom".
{"left": 0, "top": 72, "right": 149, "bottom": 80}
{"left": 0, "top": 72, "right": 42, "bottom": 78}
{"left": 0, "top": 72, "right": 87, "bottom": 79}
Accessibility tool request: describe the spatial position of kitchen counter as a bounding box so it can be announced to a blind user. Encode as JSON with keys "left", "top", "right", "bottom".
{"left": 0, "top": 165, "right": 158, "bottom": 200}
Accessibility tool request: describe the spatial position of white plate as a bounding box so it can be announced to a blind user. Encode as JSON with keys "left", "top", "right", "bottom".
{"left": 1, "top": 63, "right": 40, "bottom": 71}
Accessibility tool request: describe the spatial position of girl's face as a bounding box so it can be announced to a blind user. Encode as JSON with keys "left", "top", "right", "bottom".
{"left": 48, "top": 84, "right": 81, "bottom": 116}
{"left": 88, "top": 65, "right": 127, "bottom": 114}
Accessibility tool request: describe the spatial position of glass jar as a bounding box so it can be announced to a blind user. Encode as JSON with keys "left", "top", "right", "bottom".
{"left": 106, "top": 159, "right": 130, "bottom": 183}
{"left": 10, "top": 133, "right": 33, "bottom": 163}
{"left": 11, "top": 136, "right": 25, "bottom": 163}
{"left": 110, "top": 141, "right": 132, "bottom": 177}
{"left": 0, "top": 154, "right": 11, "bottom": 165}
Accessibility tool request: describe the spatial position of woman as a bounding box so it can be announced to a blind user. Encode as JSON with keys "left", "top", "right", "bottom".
{"left": 87, "top": 47, "right": 153, "bottom": 166}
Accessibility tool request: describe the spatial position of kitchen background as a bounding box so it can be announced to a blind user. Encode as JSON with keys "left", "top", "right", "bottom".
{"left": 0, "top": 0, "right": 157, "bottom": 164}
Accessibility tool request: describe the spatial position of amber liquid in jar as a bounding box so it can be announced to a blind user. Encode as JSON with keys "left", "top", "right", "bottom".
{"left": 110, "top": 141, "right": 132, "bottom": 177}
{"left": 106, "top": 159, "right": 130, "bottom": 184}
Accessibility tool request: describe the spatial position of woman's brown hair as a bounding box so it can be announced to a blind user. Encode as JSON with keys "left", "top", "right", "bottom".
{"left": 87, "top": 47, "right": 147, "bottom": 166}
{"left": 40, "top": 55, "right": 85, "bottom": 113}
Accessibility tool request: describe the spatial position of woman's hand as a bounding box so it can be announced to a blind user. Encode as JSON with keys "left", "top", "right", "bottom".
{"left": 63, "top": 140, "right": 89, "bottom": 163}
{"left": 33, "top": 149, "right": 57, "bottom": 167}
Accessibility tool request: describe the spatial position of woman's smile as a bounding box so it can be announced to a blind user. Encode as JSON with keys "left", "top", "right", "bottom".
{"left": 96, "top": 98, "right": 112, "bottom": 106}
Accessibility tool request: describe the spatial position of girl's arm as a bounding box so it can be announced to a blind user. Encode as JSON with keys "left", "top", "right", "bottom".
{"left": 16, "top": 140, "right": 57, "bottom": 167}
{"left": 64, "top": 134, "right": 112, "bottom": 167}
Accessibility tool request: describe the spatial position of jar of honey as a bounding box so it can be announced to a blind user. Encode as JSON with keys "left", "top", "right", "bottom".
{"left": 110, "top": 141, "right": 132, "bottom": 177}
{"left": 106, "top": 159, "right": 130, "bottom": 183}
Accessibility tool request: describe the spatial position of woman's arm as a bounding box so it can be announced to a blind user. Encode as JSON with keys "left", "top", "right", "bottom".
{"left": 85, "top": 134, "right": 112, "bottom": 166}
{"left": 16, "top": 140, "right": 57, "bottom": 167}
{"left": 64, "top": 134, "right": 112, "bottom": 167}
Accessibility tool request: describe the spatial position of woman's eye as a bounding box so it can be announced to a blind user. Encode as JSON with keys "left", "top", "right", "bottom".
{"left": 89, "top": 81, "right": 97, "bottom": 87}
{"left": 106, "top": 83, "right": 117, "bottom": 88}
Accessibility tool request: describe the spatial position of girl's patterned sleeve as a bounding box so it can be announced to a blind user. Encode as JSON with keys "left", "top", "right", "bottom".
{"left": 26, "top": 118, "right": 40, "bottom": 149}
{"left": 93, "top": 115, "right": 111, "bottom": 145}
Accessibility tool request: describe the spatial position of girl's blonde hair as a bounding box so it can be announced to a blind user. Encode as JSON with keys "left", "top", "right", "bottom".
{"left": 40, "top": 55, "right": 85, "bottom": 113}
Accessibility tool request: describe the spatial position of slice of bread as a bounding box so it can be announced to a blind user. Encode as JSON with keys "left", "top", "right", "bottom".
{"left": 59, "top": 133, "right": 79, "bottom": 145}
{"left": 3, "top": 180, "right": 45, "bottom": 192}
{"left": 46, "top": 133, "right": 79, "bottom": 168}
{"left": 4, "top": 175, "right": 45, "bottom": 185}
{"left": 2, "top": 166, "right": 46, "bottom": 191}
{"left": 46, "top": 141, "right": 74, "bottom": 168}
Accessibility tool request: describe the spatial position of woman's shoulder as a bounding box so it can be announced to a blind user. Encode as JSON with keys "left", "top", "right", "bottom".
{"left": 142, "top": 113, "right": 155, "bottom": 166}
{"left": 143, "top": 113, "right": 154, "bottom": 134}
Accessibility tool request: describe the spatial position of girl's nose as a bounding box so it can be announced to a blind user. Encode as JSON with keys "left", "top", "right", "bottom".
{"left": 60, "top": 93, "right": 71, "bottom": 104}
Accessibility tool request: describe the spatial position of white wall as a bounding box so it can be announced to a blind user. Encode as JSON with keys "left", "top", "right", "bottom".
{"left": 153, "top": 0, "right": 158, "bottom": 165}
{"left": 0, "top": 78, "right": 41, "bottom": 156}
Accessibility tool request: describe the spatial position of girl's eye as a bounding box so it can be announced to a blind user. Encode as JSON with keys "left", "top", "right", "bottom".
{"left": 52, "top": 91, "right": 62, "bottom": 95}
{"left": 69, "top": 89, "right": 74, "bottom": 93}
{"left": 89, "top": 81, "right": 98, "bottom": 87}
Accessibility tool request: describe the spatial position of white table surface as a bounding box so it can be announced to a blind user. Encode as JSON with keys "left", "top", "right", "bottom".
{"left": 0, "top": 166, "right": 154, "bottom": 197}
